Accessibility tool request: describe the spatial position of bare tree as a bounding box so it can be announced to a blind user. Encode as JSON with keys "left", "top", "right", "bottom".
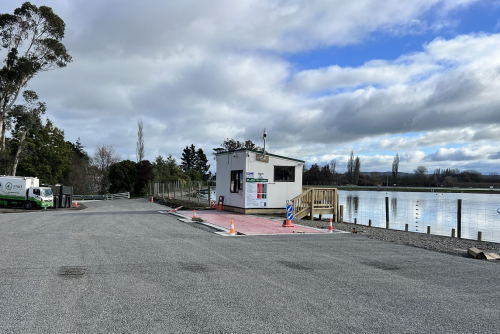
{"left": 392, "top": 153, "right": 399, "bottom": 185}
{"left": 330, "top": 159, "right": 336, "bottom": 184}
{"left": 414, "top": 165, "right": 428, "bottom": 185}
{"left": 92, "top": 144, "right": 120, "bottom": 194}
{"left": 136, "top": 118, "right": 144, "bottom": 162}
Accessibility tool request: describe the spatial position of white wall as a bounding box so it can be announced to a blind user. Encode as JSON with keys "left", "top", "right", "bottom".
{"left": 216, "top": 151, "right": 303, "bottom": 209}
{"left": 216, "top": 152, "right": 246, "bottom": 208}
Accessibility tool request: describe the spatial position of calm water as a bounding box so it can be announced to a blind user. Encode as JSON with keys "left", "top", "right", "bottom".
{"left": 331, "top": 190, "right": 500, "bottom": 243}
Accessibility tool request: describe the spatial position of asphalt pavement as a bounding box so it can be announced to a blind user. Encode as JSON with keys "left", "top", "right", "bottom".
{"left": 0, "top": 199, "right": 498, "bottom": 333}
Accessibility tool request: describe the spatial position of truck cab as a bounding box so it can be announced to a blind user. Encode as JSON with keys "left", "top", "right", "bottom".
{"left": 27, "top": 187, "right": 54, "bottom": 209}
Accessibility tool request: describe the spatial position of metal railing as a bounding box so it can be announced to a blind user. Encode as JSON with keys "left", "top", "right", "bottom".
{"left": 106, "top": 192, "right": 130, "bottom": 200}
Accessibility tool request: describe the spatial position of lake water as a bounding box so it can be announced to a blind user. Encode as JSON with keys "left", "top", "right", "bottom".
{"left": 330, "top": 190, "right": 500, "bottom": 243}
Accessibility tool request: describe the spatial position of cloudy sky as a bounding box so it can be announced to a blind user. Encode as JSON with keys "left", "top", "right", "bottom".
{"left": 2, "top": 0, "right": 500, "bottom": 174}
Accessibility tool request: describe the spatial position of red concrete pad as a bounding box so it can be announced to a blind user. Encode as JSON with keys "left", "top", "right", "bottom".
{"left": 193, "top": 210, "right": 330, "bottom": 235}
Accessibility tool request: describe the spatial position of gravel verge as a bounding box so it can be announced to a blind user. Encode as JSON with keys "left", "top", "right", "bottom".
{"left": 259, "top": 214, "right": 500, "bottom": 260}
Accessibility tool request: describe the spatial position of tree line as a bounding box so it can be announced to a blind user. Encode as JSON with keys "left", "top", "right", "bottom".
{"left": 304, "top": 152, "right": 499, "bottom": 188}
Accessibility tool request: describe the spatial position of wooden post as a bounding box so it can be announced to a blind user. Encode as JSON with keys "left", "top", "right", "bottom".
{"left": 427, "top": 226, "right": 431, "bottom": 234}
{"left": 451, "top": 228, "right": 455, "bottom": 238}
{"left": 478, "top": 231, "right": 482, "bottom": 242}
{"left": 309, "top": 189, "right": 315, "bottom": 220}
{"left": 181, "top": 182, "right": 183, "bottom": 201}
{"left": 405, "top": 224, "right": 408, "bottom": 232}
{"left": 198, "top": 183, "right": 200, "bottom": 205}
{"left": 189, "top": 181, "right": 191, "bottom": 202}
{"left": 369, "top": 219, "right": 372, "bottom": 227}
{"left": 385, "top": 197, "right": 390, "bottom": 229}
{"left": 334, "top": 189, "right": 338, "bottom": 223}
{"left": 340, "top": 205, "right": 343, "bottom": 223}
{"left": 208, "top": 185, "right": 211, "bottom": 207}
{"left": 457, "top": 199, "right": 462, "bottom": 239}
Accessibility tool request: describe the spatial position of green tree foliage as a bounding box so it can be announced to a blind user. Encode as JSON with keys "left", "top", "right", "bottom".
{"left": 213, "top": 138, "right": 263, "bottom": 154}
{"left": 109, "top": 159, "right": 154, "bottom": 196}
{"left": 354, "top": 156, "right": 361, "bottom": 185}
{"left": 195, "top": 148, "right": 210, "bottom": 179}
{"left": 65, "top": 138, "right": 93, "bottom": 194}
{"left": 181, "top": 144, "right": 196, "bottom": 171}
{"left": 135, "top": 160, "right": 154, "bottom": 195}
{"left": 347, "top": 151, "right": 355, "bottom": 184}
{"left": 392, "top": 153, "right": 399, "bottom": 184}
{"left": 109, "top": 160, "right": 138, "bottom": 194}
{"left": 0, "top": 2, "right": 72, "bottom": 149}
{"left": 181, "top": 144, "right": 211, "bottom": 180}
{"left": 9, "top": 90, "right": 45, "bottom": 175}
{"left": 153, "top": 154, "right": 185, "bottom": 183}
{"left": 14, "top": 118, "right": 72, "bottom": 184}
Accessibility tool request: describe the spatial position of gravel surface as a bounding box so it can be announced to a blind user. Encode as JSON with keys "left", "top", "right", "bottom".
{"left": 259, "top": 215, "right": 500, "bottom": 259}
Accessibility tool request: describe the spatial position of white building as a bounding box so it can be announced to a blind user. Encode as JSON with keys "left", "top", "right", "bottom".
{"left": 215, "top": 149, "right": 304, "bottom": 214}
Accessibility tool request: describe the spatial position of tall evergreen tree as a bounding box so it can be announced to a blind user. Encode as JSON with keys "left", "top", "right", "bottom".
{"left": 15, "top": 118, "right": 72, "bottom": 184}
{"left": 180, "top": 144, "right": 196, "bottom": 172}
{"left": 354, "top": 156, "right": 361, "bottom": 185}
{"left": 392, "top": 153, "right": 399, "bottom": 185}
{"left": 195, "top": 148, "right": 210, "bottom": 180}
{"left": 347, "top": 151, "right": 355, "bottom": 184}
{"left": 136, "top": 118, "right": 144, "bottom": 162}
{"left": 0, "top": 2, "right": 72, "bottom": 150}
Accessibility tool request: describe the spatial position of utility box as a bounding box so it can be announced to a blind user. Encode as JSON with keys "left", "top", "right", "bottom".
{"left": 215, "top": 149, "right": 304, "bottom": 214}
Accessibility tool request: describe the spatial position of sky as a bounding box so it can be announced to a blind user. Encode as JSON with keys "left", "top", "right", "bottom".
{"left": 2, "top": 0, "right": 500, "bottom": 175}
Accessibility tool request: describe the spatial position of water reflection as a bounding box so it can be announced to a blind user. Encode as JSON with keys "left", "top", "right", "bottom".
{"left": 337, "top": 190, "right": 500, "bottom": 243}
{"left": 346, "top": 195, "right": 359, "bottom": 213}
{"left": 391, "top": 197, "right": 397, "bottom": 218}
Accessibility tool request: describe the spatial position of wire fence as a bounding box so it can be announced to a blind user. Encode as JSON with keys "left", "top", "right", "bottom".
{"left": 325, "top": 190, "right": 500, "bottom": 243}
{"left": 151, "top": 181, "right": 216, "bottom": 206}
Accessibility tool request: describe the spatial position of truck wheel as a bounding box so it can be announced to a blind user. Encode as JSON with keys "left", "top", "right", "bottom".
{"left": 24, "top": 202, "right": 32, "bottom": 210}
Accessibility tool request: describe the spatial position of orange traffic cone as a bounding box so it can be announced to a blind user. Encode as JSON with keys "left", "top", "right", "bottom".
{"left": 73, "top": 199, "right": 78, "bottom": 208}
{"left": 168, "top": 206, "right": 183, "bottom": 212}
{"left": 283, "top": 219, "right": 295, "bottom": 227}
{"left": 329, "top": 218, "right": 333, "bottom": 233}
{"left": 229, "top": 220, "right": 235, "bottom": 236}
{"left": 150, "top": 196, "right": 154, "bottom": 203}
{"left": 210, "top": 200, "right": 216, "bottom": 209}
{"left": 193, "top": 210, "right": 197, "bottom": 218}
{"left": 168, "top": 193, "right": 171, "bottom": 199}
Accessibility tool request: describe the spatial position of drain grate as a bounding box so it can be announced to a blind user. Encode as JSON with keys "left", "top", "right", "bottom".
{"left": 58, "top": 266, "right": 86, "bottom": 278}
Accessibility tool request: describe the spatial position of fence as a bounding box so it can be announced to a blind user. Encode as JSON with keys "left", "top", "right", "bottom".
{"left": 73, "top": 193, "right": 129, "bottom": 200}
{"left": 152, "top": 181, "right": 216, "bottom": 206}
{"left": 106, "top": 192, "right": 130, "bottom": 200}
{"left": 329, "top": 192, "right": 500, "bottom": 243}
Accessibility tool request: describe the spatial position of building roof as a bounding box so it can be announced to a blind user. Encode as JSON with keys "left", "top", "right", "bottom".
{"left": 214, "top": 148, "right": 305, "bottom": 163}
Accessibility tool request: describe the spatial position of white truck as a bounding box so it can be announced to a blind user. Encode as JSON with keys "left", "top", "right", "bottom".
{"left": 0, "top": 176, "right": 54, "bottom": 209}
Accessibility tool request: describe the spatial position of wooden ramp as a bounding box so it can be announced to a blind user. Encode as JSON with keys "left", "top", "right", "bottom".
{"left": 291, "top": 187, "right": 338, "bottom": 221}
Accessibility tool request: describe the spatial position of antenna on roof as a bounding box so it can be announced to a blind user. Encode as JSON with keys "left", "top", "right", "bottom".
{"left": 261, "top": 128, "right": 267, "bottom": 155}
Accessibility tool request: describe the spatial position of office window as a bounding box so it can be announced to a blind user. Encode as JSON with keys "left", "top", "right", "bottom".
{"left": 274, "top": 166, "right": 295, "bottom": 182}
{"left": 230, "top": 170, "right": 243, "bottom": 193}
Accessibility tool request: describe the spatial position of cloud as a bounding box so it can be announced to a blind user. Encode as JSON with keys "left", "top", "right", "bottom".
{"left": 2, "top": 0, "right": 499, "bottom": 175}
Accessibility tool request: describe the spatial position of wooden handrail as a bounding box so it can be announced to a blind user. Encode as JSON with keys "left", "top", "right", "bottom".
{"left": 291, "top": 187, "right": 338, "bottom": 220}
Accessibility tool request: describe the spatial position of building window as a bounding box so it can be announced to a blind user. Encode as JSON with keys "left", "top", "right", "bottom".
{"left": 274, "top": 166, "right": 295, "bottom": 182}
{"left": 231, "top": 170, "right": 243, "bottom": 193}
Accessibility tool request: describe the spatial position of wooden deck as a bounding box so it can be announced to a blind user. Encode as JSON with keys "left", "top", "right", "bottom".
{"left": 291, "top": 187, "right": 338, "bottom": 221}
